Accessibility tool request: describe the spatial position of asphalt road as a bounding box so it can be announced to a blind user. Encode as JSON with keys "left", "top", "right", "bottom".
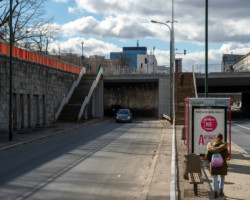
{"left": 231, "top": 118, "right": 250, "bottom": 154}
{"left": 0, "top": 118, "right": 167, "bottom": 200}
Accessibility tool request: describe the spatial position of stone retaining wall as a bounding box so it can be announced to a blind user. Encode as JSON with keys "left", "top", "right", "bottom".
{"left": 0, "top": 54, "right": 79, "bottom": 133}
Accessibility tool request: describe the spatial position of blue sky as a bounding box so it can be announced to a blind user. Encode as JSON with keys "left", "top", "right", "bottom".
{"left": 44, "top": 0, "right": 250, "bottom": 72}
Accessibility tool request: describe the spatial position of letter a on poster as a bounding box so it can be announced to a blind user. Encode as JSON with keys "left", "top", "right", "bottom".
{"left": 193, "top": 107, "right": 225, "bottom": 155}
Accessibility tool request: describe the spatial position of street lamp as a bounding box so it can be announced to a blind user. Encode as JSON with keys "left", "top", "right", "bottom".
{"left": 4, "top": 23, "right": 8, "bottom": 41}
{"left": 151, "top": 20, "right": 176, "bottom": 119}
{"left": 81, "top": 41, "right": 84, "bottom": 66}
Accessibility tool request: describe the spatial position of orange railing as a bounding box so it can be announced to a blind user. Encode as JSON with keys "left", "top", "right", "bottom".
{"left": 0, "top": 41, "right": 81, "bottom": 74}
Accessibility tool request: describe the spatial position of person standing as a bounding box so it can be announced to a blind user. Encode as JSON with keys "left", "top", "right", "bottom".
{"left": 179, "top": 73, "right": 184, "bottom": 86}
{"left": 205, "top": 133, "right": 229, "bottom": 198}
{"left": 97, "top": 64, "right": 101, "bottom": 74}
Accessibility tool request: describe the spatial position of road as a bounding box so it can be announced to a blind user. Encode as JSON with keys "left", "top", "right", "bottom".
{"left": 231, "top": 118, "right": 250, "bottom": 154}
{"left": 0, "top": 119, "right": 171, "bottom": 200}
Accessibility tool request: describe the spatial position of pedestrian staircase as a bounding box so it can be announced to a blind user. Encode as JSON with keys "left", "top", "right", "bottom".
{"left": 174, "top": 72, "right": 197, "bottom": 125}
{"left": 55, "top": 68, "right": 103, "bottom": 122}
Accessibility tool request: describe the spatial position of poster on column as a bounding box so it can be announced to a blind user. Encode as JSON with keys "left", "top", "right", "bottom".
{"left": 192, "top": 107, "right": 227, "bottom": 155}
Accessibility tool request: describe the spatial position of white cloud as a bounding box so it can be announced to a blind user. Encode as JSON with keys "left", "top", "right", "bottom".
{"left": 62, "top": 15, "right": 154, "bottom": 39}
{"left": 49, "top": 37, "right": 121, "bottom": 58}
{"left": 50, "top": 0, "right": 250, "bottom": 72}
{"left": 63, "top": 0, "right": 250, "bottom": 44}
{"left": 53, "top": 0, "right": 68, "bottom": 2}
{"left": 155, "top": 42, "right": 250, "bottom": 72}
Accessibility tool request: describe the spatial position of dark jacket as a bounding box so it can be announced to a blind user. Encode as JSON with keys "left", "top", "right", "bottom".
{"left": 205, "top": 142, "right": 229, "bottom": 175}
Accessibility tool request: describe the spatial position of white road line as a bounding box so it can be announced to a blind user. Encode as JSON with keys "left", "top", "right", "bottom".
{"left": 232, "top": 123, "right": 250, "bottom": 130}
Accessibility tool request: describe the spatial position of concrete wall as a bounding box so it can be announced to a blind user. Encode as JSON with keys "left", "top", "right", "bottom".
{"left": 103, "top": 81, "right": 158, "bottom": 117}
{"left": 158, "top": 77, "right": 170, "bottom": 118}
{"left": 0, "top": 54, "right": 78, "bottom": 133}
{"left": 102, "top": 75, "right": 169, "bottom": 118}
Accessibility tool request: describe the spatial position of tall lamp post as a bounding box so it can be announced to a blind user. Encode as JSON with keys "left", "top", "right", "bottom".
{"left": 81, "top": 41, "right": 84, "bottom": 66}
{"left": 151, "top": 20, "right": 175, "bottom": 119}
{"left": 9, "top": 0, "right": 13, "bottom": 141}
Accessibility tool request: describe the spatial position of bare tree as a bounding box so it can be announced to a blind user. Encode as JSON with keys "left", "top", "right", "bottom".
{"left": 118, "top": 54, "right": 131, "bottom": 66}
{"left": 0, "top": 0, "right": 19, "bottom": 28}
{"left": 27, "top": 22, "right": 62, "bottom": 54}
{"left": 0, "top": 0, "right": 52, "bottom": 45}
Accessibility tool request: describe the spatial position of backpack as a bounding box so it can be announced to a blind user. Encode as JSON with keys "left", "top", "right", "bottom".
{"left": 211, "top": 152, "right": 224, "bottom": 168}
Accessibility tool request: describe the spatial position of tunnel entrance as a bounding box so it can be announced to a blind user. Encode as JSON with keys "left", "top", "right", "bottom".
{"left": 103, "top": 81, "right": 158, "bottom": 118}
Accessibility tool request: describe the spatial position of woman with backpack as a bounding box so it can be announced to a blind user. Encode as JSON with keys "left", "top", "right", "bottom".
{"left": 205, "top": 133, "right": 229, "bottom": 198}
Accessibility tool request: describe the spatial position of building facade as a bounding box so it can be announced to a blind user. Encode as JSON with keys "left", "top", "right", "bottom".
{"left": 110, "top": 47, "right": 147, "bottom": 68}
{"left": 137, "top": 54, "right": 157, "bottom": 74}
{"left": 233, "top": 53, "right": 250, "bottom": 72}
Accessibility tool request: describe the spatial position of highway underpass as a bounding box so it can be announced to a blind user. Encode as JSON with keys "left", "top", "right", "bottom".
{"left": 195, "top": 72, "right": 250, "bottom": 118}
{"left": 102, "top": 74, "right": 169, "bottom": 118}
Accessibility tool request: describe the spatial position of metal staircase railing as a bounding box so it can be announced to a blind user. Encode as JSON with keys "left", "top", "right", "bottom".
{"left": 55, "top": 67, "right": 86, "bottom": 121}
{"left": 78, "top": 68, "right": 103, "bottom": 122}
{"left": 192, "top": 67, "right": 198, "bottom": 98}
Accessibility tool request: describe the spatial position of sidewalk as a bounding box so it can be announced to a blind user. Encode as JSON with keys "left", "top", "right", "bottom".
{"left": 0, "top": 119, "right": 102, "bottom": 151}
{"left": 176, "top": 125, "right": 250, "bottom": 200}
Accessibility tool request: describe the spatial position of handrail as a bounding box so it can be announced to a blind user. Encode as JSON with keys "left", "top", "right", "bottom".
{"left": 55, "top": 67, "right": 86, "bottom": 120}
{"left": 78, "top": 68, "right": 103, "bottom": 121}
{"left": 193, "top": 70, "right": 198, "bottom": 97}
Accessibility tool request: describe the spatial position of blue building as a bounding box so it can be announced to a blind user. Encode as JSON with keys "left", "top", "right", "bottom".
{"left": 222, "top": 54, "right": 244, "bottom": 72}
{"left": 110, "top": 47, "right": 147, "bottom": 67}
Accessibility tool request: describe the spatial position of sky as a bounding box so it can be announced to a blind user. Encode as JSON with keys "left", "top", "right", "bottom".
{"left": 45, "top": 0, "right": 250, "bottom": 72}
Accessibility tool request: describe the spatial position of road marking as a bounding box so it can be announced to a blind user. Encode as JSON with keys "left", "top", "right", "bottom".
{"left": 230, "top": 158, "right": 250, "bottom": 167}
{"left": 232, "top": 123, "right": 250, "bottom": 130}
{"left": 231, "top": 141, "right": 248, "bottom": 154}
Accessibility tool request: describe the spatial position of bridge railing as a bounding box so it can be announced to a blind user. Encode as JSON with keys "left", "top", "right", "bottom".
{"left": 103, "top": 66, "right": 137, "bottom": 75}
{"left": 192, "top": 67, "right": 198, "bottom": 97}
{"left": 192, "top": 64, "right": 222, "bottom": 73}
{"left": 0, "top": 41, "right": 81, "bottom": 74}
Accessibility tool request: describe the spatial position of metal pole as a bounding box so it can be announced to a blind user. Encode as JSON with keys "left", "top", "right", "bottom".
{"left": 169, "top": 29, "right": 173, "bottom": 119}
{"left": 81, "top": 41, "right": 84, "bottom": 66}
{"left": 205, "top": 0, "right": 208, "bottom": 97}
{"left": 9, "top": 0, "right": 13, "bottom": 141}
{"left": 170, "top": 0, "right": 175, "bottom": 120}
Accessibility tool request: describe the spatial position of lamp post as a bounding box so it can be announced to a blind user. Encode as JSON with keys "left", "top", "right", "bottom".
{"left": 151, "top": 20, "right": 175, "bottom": 119}
{"left": 4, "top": 23, "right": 8, "bottom": 41}
{"left": 81, "top": 41, "right": 84, "bottom": 66}
{"left": 9, "top": 0, "right": 13, "bottom": 141}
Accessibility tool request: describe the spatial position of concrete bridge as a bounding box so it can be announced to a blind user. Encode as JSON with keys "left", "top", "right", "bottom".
{"left": 195, "top": 72, "right": 250, "bottom": 116}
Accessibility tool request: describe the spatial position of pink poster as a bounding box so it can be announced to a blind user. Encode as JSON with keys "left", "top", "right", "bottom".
{"left": 193, "top": 108, "right": 225, "bottom": 155}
